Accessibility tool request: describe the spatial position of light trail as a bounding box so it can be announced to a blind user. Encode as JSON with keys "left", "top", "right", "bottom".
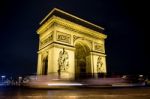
{"left": 48, "top": 83, "right": 83, "bottom": 86}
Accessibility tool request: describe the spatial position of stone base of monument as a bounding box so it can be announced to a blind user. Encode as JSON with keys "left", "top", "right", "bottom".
{"left": 59, "top": 71, "right": 74, "bottom": 80}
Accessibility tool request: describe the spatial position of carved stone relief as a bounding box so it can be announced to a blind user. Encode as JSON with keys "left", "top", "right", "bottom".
{"left": 85, "top": 39, "right": 92, "bottom": 46}
{"left": 58, "top": 48, "right": 69, "bottom": 72}
{"left": 94, "top": 42, "right": 104, "bottom": 52}
{"left": 73, "top": 35, "right": 82, "bottom": 43}
{"left": 40, "top": 32, "right": 53, "bottom": 48}
{"left": 57, "top": 31, "right": 71, "bottom": 44}
{"left": 97, "top": 56, "right": 103, "bottom": 73}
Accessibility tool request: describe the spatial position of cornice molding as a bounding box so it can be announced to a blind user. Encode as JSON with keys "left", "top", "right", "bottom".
{"left": 37, "top": 16, "right": 107, "bottom": 39}
{"left": 90, "top": 51, "right": 106, "bottom": 56}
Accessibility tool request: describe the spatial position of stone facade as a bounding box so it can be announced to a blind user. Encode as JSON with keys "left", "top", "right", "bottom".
{"left": 36, "top": 8, "right": 107, "bottom": 79}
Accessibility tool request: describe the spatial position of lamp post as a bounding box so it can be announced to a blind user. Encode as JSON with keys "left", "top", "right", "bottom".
{"left": 1, "top": 75, "right": 6, "bottom": 82}
{"left": 18, "top": 76, "right": 22, "bottom": 85}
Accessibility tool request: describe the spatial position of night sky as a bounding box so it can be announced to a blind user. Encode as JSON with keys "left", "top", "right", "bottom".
{"left": 0, "top": 0, "right": 148, "bottom": 76}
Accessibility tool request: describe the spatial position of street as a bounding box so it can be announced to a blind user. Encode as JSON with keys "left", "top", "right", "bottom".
{"left": 0, "top": 87, "right": 150, "bottom": 99}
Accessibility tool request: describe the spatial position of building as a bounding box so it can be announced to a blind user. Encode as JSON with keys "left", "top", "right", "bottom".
{"left": 36, "top": 8, "right": 107, "bottom": 79}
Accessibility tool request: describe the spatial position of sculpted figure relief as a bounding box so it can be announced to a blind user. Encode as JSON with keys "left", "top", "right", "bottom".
{"left": 58, "top": 48, "right": 69, "bottom": 73}
{"left": 97, "top": 56, "right": 103, "bottom": 72}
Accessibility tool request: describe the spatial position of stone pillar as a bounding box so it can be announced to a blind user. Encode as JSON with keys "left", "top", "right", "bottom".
{"left": 89, "top": 52, "right": 97, "bottom": 78}
{"left": 37, "top": 53, "right": 42, "bottom": 75}
{"left": 45, "top": 44, "right": 75, "bottom": 80}
{"left": 56, "top": 47, "right": 75, "bottom": 80}
{"left": 47, "top": 48, "right": 54, "bottom": 74}
{"left": 92, "top": 53, "right": 107, "bottom": 78}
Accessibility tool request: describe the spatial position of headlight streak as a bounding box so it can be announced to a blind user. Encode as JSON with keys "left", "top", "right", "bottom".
{"left": 48, "top": 83, "right": 83, "bottom": 86}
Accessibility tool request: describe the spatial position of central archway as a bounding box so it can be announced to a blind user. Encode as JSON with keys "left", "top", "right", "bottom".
{"left": 75, "top": 42, "right": 91, "bottom": 79}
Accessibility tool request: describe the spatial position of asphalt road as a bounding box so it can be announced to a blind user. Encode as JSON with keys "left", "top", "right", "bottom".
{"left": 0, "top": 87, "right": 150, "bottom": 99}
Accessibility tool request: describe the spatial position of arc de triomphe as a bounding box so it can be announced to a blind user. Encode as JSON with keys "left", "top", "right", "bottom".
{"left": 36, "top": 8, "right": 107, "bottom": 79}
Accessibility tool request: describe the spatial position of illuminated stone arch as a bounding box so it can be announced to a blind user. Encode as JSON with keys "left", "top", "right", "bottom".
{"left": 73, "top": 38, "right": 92, "bottom": 51}
{"left": 36, "top": 8, "right": 107, "bottom": 79}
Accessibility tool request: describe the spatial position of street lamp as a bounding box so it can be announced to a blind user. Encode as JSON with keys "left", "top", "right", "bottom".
{"left": 1, "top": 75, "right": 6, "bottom": 82}
{"left": 18, "top": 76, "right": 22, "bottom": 84}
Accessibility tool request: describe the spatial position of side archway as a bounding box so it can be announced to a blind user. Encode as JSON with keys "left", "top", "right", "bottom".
{"left": 42, "top": 54, "right": 48, "bottom": 75}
